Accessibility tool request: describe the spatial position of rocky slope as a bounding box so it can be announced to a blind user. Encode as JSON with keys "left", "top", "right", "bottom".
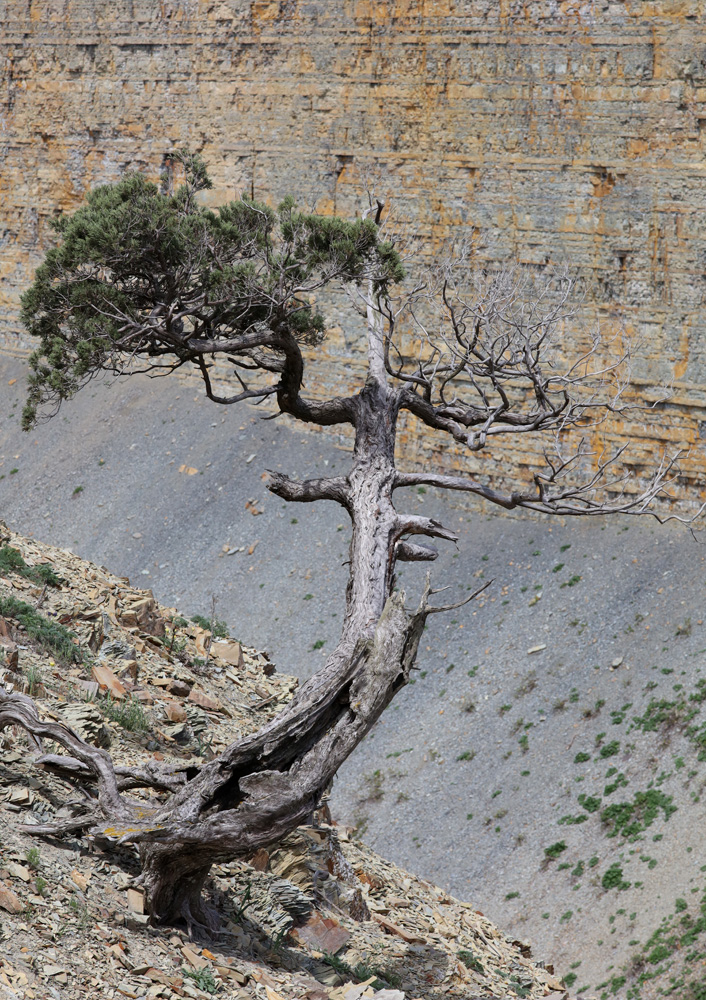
{"left": 4, "top": 348, "right": 706, "bottom": 999}
{"left": 0, "top": 523, "right": 571, "bottom": 1000}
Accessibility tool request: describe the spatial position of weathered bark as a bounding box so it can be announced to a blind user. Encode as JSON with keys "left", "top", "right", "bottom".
{"left": 137, "top": 847, "right": 221, "bottom": 931}
{"left": 0, "top": 372, "right": 462, "bottom": 930}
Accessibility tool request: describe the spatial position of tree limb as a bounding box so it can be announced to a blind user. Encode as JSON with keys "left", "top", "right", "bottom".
{"left": 0, "top": 686, "right": 131, "bottom": 822}
{"left": 395, "top": 540, "right": 439, "bottom": 561}
{"left": 266, "top": 471, "right": 351, "bottom": 507}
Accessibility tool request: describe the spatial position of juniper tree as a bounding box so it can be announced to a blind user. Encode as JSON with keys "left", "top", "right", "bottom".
{"left": 0, "top": 152, "right": 685, "bottom": 930}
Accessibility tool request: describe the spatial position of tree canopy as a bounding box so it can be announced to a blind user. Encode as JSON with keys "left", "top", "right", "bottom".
{"left": 21, "top": 150, "right": 403, "bottom": 430}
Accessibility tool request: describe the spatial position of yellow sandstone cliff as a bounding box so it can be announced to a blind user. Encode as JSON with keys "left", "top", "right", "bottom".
{"left": 1, "top": 1, "right": 705, "bottom": 498}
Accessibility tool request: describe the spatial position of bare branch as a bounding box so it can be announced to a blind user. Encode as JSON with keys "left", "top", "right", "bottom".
{"left": 266, "top": 471, "right": 351, "bottom": 507}
{"left": 395, "top": 540, "right": 439, "bottom": 562}
{"left": 393, "top": 448, "right": 702, "bottom": 524}
{"left": 394, "top": 514, "right": 459, "bottom": 544}
{"left": 423, "top": 579, "right": 493, "bottom": 615}
{"left": 0, "top": 686, "right": 131, "bottom": 822}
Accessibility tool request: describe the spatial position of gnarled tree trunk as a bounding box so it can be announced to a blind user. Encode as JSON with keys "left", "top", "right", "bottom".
{"left": 0, "top": 374, "right": 462, "bottom": 930}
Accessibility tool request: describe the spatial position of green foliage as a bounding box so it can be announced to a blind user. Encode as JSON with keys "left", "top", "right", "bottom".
{"left": 558, "top": 813, "right": 588, "bottom": 826}
{"left": 631, "top": 697, "right": 691, "bottom": 733}
{"left": 574, "top": 751, "right": 591, "bottom": 763}
{"left": 183, "top": 968, "right": 220, "bottom": 994}
{"left": 602, "top": 862, "right": 631, "bottom": 891}
{"left": 25, "top": 847, "right": 41, "bottom": 868}
{"left": 0, "top": 594, "right": 80, "bottom": 662}
{"left": 544, "top": 840, "right": 567, "bottom": 859}
{"left": 601, "top": 789, "right": 677, "bottom": 840}
{"left": 20, "top": 152, "right": 404, "bottom": 428}
{"left": 578, "top": 793, "right": 602, "bottom": 814}
{"left": 99, "top": 694, "right": 150, "bottom": 733}
{"left": 604, "top": 771, "right": 629, "bottom": 796}
{"left": 64, "top": 893, "right": 91, "bottom": 933}
{"left": 457, "top": 950, "right": 484, "bottom": 974}
{"left": 321, "top": 951, "right": 398, "bottom": 991}
{"left": 26, "top": 664, "right": 43, "bottom": 696}
{"left": 191, "top": 614, "right": 229, "bottom": 638}
{"left": 0, "top": 545, "right": 62, "bottom": 587}
{"left": 599, "top": 740, "right": 620, "bottom": 758}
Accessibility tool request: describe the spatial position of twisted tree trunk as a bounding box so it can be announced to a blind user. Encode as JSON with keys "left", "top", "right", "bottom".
{"left": 0, "top": 374, "right": 464, "bottom": 930}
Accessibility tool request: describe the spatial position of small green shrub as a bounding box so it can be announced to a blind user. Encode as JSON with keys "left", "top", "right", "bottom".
{"left": 457, "top": 950, "right": 484, "bottom": 974}
{"left": 66, "top": 894, "right": 91, "bottom": 932}
{"left": 574, "top": 751, "right": 591, "bottom": 763}
{"left": 601, "top": 789, "right": 677, "bottom": 839}
{"left": 0, "top": 545, "right": 61, "bottom": 587}
{"left": 99, "top": 694, "right": 150, "bottom": 733}
{"left": 602, "top": 862, "right": 631, "bottom": 891}
{"left": 26, "top": 664, "right": 43, "bottom": 696}
{"left": 578, "top": 794, "right": 602, "bottom": 814}
{"left": 0, "top": 594, "right": 80, "bottom": 662}
{"left": 599, "top": 740, "right": 620, "bottom": 759}
{"left": 191, "top": 613, "right": 229, "bottom": 638}
{"left": 183, "top": 968, "right": 220, "bottom": 994}
{"left": 604, "top": 771, "right": 629, "bottom": 795}
{"left": 321, "top": 951, "right": 397, "bottom": 990}
{"left": 545, "top": 841, "right": 567, "bottom": 859}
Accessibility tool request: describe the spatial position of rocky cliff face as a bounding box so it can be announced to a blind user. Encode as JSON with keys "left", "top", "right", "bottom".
{"left": 2, "top": 1, "right": 705, "bottom": 495}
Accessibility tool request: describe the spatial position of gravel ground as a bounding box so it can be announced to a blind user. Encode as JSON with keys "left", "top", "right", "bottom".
{"left": 2, "top": 348, "right": 706, "bottom": 996}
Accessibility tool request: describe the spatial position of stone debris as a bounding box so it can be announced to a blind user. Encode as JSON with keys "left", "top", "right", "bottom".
{"left": 56, "top": 701, "right": 112, "bottom": 748}
{"left": 0, "top": 521, "right": 582, "bottom": 999}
